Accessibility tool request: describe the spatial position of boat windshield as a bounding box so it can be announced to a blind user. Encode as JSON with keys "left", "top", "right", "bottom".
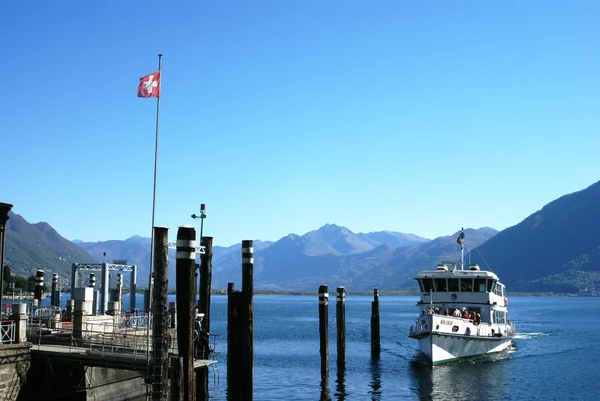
{"left": 474, "top": 278, "right": 487, "bottom": 292}
{"left": 422, "top": 278, "right": 434, "bottom": 292}
{"left": 434, "top": 278, "right": 447, "bottom": 292}
{"left": 459, "top": 278, "right": 473, "bottom": 292}
{"left": 448, "top": 278, "right": 459, "bottom": 292}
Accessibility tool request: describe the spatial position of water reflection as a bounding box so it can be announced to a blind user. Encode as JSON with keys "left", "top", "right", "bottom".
{"left": 320, "top": 363, "right": 352, "bottom": 401}
{"left": 320, "top": 372, "right": 331, "bottom": 401}
{"left": 409, "top": 353, "right": 511, "bottom": 400}
{"left": 369, "top": 359, "right": 382, "bottom": 400}
{"left": 334, "top": 363, "right": 347, "bottom": 401}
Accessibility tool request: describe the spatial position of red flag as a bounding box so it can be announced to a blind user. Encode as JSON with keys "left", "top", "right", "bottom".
{"left": 137, "top": 71, "right": 161, "bottom": 98}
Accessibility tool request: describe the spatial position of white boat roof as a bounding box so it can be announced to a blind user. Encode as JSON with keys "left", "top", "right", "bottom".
{"left": 414, "top": 269, "right": 499, "bottom": 281}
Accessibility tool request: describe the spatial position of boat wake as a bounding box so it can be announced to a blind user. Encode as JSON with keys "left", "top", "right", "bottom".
{"left": 513, "top": 332, "right": 549, "bottom": 339}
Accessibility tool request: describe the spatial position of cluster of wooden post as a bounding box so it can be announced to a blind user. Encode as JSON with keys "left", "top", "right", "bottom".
{"left": 149, "top": 225, "right": 215, "bottom": 401}
{"left": 318, "top": 285, "right": 381, "bottom": 381}
{"left": 227, "top": 239, "right": 254, "bottom": 401}
{"left": 150, "top": 228, "right": 383, "bottom": 400}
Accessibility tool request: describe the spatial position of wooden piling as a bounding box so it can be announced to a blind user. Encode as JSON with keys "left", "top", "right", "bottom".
{"left": 195, "top": 368, "right": 208, "bottom": 401}
{"left": 34, "top": 270, "right": 44, "bottom": 305}
{"left": 51, "top": 273, "right": 59, "bottom": 307}
{"left": 170, "top": 356, "right": 183, "bottom": 401}
{"left": 227, "top": 282, "right": 235, "bottom": 383}
{"left": 371, "top": 288, "right": 381, "bottom": 358}
{"left": 152, "top": 227, "right": 169, "bottom": 400}
{"left": 175, "top": 225, "right": 197, "bottom": 401}
{"left": 241, "top": 240, "right": 254, "bottom": 401}
{"left": 336, "top": 286, "right": 346, "bottom": 366}
{"left": 198, "top": 237, "right": 213, "bottom": 345}
{"left": 227, "top": 284, "right": 242, "bottom": 401}
{"left": 318, "top": 284, "right": 329, "bottom": 378}
{"left": 196, "top": 236, "right": 213, "bottom": 401}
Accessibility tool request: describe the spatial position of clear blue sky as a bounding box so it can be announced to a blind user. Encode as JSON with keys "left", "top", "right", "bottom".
{"left": 3, "top": 1, "right": 599, "bottom": 247}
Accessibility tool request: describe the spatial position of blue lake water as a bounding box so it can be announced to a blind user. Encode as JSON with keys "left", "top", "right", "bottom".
{"left": 45, "top": 294, "right": 600, "bottom": 400}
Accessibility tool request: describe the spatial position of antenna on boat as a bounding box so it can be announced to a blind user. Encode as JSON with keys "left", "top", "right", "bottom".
{"left": 429, "top": 289, "right": 433, "bottom": 309}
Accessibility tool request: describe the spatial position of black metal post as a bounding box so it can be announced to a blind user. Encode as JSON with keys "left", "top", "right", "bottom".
{"left": 318, "top": 284, "right": 329, "bottom": 378}
{"left": 336, "top": 286, "right": 346, "bottom": 366}
{"left": 175, "top": 225, "right": 196, "bottom": 401}
{"left": 241, "top": 240, "right": 254, "bottom": 401}
{"left": 371, "top": 288, "right": 381, "bottom": 358}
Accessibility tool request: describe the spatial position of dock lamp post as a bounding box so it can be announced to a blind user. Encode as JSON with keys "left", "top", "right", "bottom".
{"left": 191, "top": 203, "right": 206, "bottom": 306}
{"left": 0, "top": 202, "right": 13, "bottom": 315}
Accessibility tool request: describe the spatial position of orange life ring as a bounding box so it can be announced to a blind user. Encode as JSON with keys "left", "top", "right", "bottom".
{"left": 504, "top": 297, "right": 508, "bottom": 307}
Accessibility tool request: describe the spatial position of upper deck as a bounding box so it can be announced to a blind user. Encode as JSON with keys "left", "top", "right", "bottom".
{"left": 413, "top": 263, "right": 507, "bottom": 305}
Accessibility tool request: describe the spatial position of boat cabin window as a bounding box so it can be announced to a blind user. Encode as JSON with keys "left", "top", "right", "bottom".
{"left": 417, "top": 279, "right": 424, "bottom": 292}
{"left": 422, "top": 278, "right": 434, "bottom": 293}
{"left": 459, "top": 278, "right": 473, "bottom": 292}
{"left": 474, "top": 278, "right": 487, "bottom": 292}
{"left": 494, "top": 311, "right": 506, "bottom": 324}
{"left": 448, "top": 278, "right": 459, "bottom": 292}
{"left": 494, "top": 283, "right": 504, "bottom": 297}
{"left": 434, "top": 278, "right": 447, "bottom": 292}
{"left": 488, "top": 280, "right": 495, "bottom": 293}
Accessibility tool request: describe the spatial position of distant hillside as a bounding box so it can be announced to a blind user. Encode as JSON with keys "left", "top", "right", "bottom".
{"left": 357, "top": 230, "right": 429, "bottom": 248}
{"left": 6, "top": 179, "right": 600, "bottom": 294}
{"left": 468, "top": 180, "right": 600, "bottom": 293}
{"left": 211, "top": 225, "right": 479, "bottom": 291}
{"left": 72, "top": 224, "right": 433, "bottom": 291}
{"left": 4, "top": 212, "right": 95, "bottom": 281}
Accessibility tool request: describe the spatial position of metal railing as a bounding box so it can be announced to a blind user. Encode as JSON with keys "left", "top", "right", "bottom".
{"left": 119, "top": 312, "right": 153, "bottom": 328}
{"left": 24, "top": 310, "right": 218, "bottom": 366}
{"left": 27, "top": 319, "right": 153, "bottom": 360}
{"left": 0, "top": 320, "right": 16, "bottom": 344}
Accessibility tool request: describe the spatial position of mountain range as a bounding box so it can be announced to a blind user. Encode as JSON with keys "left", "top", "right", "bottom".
{"left": 3, "top": 180, "right": 600, "bottom": 294}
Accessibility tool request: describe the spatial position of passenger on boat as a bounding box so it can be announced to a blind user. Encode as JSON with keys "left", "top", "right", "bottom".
{"left": 461, "top": 308, "right": 470, "bottom": 319}
{"left": 452, "top": 308, "right": 461, "bottom": 318}
{"left": 471, "top": 311, "right": 479, "bottom": 325}
{"left": 444, "top": 309, "right": 450, "bottom": 316}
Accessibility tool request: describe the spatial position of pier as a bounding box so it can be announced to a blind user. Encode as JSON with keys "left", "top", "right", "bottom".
{"left": 0, "top": 224, "right": 223, "bottom": 401}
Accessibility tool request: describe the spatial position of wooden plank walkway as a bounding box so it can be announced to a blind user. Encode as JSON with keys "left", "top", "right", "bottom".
{"left": 30, "top": 344, "right": 216, "bottom": 373}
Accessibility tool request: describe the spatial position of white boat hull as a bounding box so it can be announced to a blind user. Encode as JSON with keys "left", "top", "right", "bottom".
{"left": 410, "top": 314, "right": 514, "bottom": 366}
{"left": 418, "top": 332, "right": 512, "bottom": 365}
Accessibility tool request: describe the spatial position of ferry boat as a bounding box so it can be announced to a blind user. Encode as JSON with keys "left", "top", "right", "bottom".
{"left": 409, "top": 230, "right": 516, "bottom": 366}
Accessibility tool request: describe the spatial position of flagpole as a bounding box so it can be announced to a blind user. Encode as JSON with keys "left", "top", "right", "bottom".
{"left": 460, "top": 228, "right": 464, "bottom": 270}
{"left": 150, "top": 54, "right": 163, "bottom": 282}
{"left": 147, "top": 53, "right": 163, "bottom": 362}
